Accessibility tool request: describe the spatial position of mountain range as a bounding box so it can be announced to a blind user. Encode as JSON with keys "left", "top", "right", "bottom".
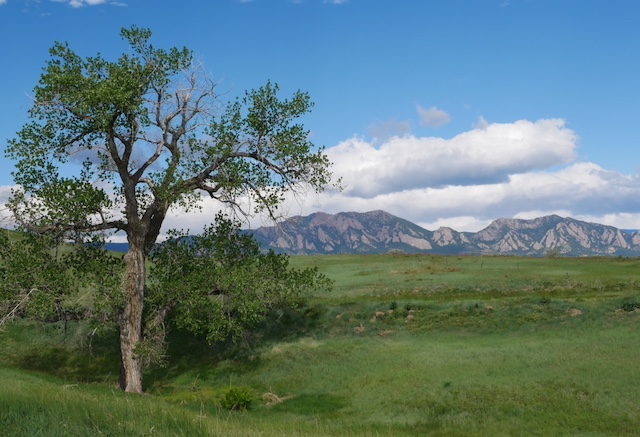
{"left": 249, "top": 210, "right": 640, "bottom": 257}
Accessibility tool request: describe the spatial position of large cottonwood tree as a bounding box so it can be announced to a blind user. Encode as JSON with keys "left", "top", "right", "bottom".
{"left": 6, "top": 26, "right": 333, "bottom": 393}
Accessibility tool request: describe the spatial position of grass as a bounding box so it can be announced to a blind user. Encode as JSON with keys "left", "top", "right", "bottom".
{"left": 292, "top": 254, "right": 640, "bottom": 300}
{"left": 2, "top": 254, "right": 640, "bottom": 435}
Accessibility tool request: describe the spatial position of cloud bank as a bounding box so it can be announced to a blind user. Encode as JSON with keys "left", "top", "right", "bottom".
{"left": 4, "top": 117, "right": 640, "bottom": 238}
{"left": 270, "top": 117, "right": 640, "bottom": 232}
{"left": 157, "top": 117, "right": 640, "bottom": 235}
{"left": 327, "top": 119, "right": 577, "bottom": 197}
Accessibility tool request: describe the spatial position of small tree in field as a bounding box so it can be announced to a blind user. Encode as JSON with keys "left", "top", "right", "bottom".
{"left": 5, "top": 26, "right": 334, "bottom": 393}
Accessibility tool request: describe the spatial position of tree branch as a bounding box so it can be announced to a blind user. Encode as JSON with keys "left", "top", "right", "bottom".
{"left": 0, "top": 288, "right": 37, "bottom": 328}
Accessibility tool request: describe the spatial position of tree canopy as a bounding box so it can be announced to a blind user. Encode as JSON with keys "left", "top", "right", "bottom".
{"left": 4, "top": 25, "right": 335, "bottom": 393}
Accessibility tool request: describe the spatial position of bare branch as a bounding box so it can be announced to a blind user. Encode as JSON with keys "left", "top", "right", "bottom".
{"left": 0, "top": 288, "right": 37, "bottom": 328}
{"left": 137, "top": 178, "right": 156, "bottom": 189}
{"left": 12, "top": 212, "right": 127, "bottom": 237}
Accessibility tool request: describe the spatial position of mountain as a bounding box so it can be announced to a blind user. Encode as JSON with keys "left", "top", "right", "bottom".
{"left": 250, "top": 210, "right": 436, "bottom": 255}
{"left": 250, "top": 211, "right": 640, "bottom": 257}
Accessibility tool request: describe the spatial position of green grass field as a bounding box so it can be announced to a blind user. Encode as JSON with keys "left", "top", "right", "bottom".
{"left": 2, "top": 254, "right": 640, "bottom": 436}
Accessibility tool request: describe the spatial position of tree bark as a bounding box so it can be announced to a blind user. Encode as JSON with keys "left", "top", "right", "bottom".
{"left": 119, "top": 241, "right": 146, "bottom": 393}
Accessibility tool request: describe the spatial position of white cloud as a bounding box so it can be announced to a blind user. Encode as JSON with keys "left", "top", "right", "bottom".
{"left": 416, "top": 105, "right": 451, "bottom": 128}
{"left": 327, "top": 118, "right": 577, "bottom": 197}
{"left": 0, "top": 0, "right": 7, "bottom": 6}
{"left": 574, "top": 212, "right": 640, "bottom": 231}
{"left": 0, "top": 186, "right": 12, "bottom": 203}
{"left": 118, "top": 157, "right": 640, "bottom": 234}
{"left": 294, "top": 161, "right": 640, "bottom": 233}
{"left": 136, "top": 157, "right": 640, "bottom": 234}
{"left": 323, "top": 0, "right": 348, "bottom": 4}
{"left": 0, "top": 186, "right": 14, "bottom": 226}
{"left": 64, "top": 0, "right": 109, "bottom": 7}
{"left": 417, "top": 216, "right": 492, "bottom": 233}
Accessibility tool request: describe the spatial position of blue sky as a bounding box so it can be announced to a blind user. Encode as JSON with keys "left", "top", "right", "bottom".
{"left": 1, "top": 0, "right": 640, "bottom": 235}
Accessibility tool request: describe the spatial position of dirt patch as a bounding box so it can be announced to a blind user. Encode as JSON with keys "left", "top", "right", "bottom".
{"left": 568, "top": 308, "right": 582, "bottom": 317}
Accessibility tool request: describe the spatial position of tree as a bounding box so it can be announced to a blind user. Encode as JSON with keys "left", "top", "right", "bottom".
{"left": 5, "top": 26, "right": 334, "bottom": 393}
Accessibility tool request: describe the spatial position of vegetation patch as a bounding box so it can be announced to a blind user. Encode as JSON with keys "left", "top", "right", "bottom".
{"left": 620, "top": 300, "right": 640, "bottom": 312}
{"left": 220, "top": 386, "right": 254, "bottom": 411}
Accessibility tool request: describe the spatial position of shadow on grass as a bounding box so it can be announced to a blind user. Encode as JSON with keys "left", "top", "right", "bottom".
{"left": 144, "top": 303, "right": 326, "bottom": 390}
{"left": 11, "top": 322, "right": 121, "bottom": 383}
{"left": 3, "top": 302, "right": 325, "bottom": 390}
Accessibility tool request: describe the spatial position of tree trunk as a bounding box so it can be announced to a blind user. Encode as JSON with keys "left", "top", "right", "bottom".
{"left": 119, "top": 242, "right": 146, "bottom": 393}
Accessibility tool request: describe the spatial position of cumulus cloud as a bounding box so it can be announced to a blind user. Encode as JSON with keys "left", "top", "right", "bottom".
{"left": 258, "top": 118, "right": 640, "bottom": 233}
{"left": 416, "top": 105, "right": 451, "bottom": 128}
{"left": 299, "top": 161, "right": 640, "bottom": 232}
{"left": 327, "top": 118, "right": 577, "bottom": 197}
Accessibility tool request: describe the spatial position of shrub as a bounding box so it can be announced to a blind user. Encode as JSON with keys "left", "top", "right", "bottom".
{"left": 620, "top": 301, "right": 640, "bottom": 312}
{"left": 220, "top": 386, "right": 253, "bottom": 411}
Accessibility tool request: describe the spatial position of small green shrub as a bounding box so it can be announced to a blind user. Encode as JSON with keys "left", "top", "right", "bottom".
{"left": 539, "top": 297, "right": 551, "bottom": 306}
{"left": 220, "top": 386, "right": 253, "bottom": 411}
{"left": 620, "top": 301, "right": 640, "bottom": 312}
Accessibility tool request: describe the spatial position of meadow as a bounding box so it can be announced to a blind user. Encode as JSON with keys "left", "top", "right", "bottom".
{"left": 1, "top": 253, "right": 640, "bottom": 436}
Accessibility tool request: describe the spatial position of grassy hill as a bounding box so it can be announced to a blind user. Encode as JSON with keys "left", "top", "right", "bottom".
{"left": 2, "top": 254, "right": 640, "bottom": 436}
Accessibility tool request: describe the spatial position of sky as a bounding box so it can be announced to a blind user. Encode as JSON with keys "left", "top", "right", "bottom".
{"left": 1, "top": 0, "right": 640, "bottom": 239}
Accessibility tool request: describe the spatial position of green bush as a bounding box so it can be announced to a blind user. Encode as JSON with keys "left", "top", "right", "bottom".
{"left": 538, "top": 297, "right": 551, "bottom": 306}
{"left": 621, "top": 301, "right": 640, "bottom": 312}
{"left": 220, "top": 386, "right": 253, "bottom": 411}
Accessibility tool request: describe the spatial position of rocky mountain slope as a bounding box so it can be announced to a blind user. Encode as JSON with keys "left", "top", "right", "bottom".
{"left": 249, "top": 210, "right": 640, "bottom": 256}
